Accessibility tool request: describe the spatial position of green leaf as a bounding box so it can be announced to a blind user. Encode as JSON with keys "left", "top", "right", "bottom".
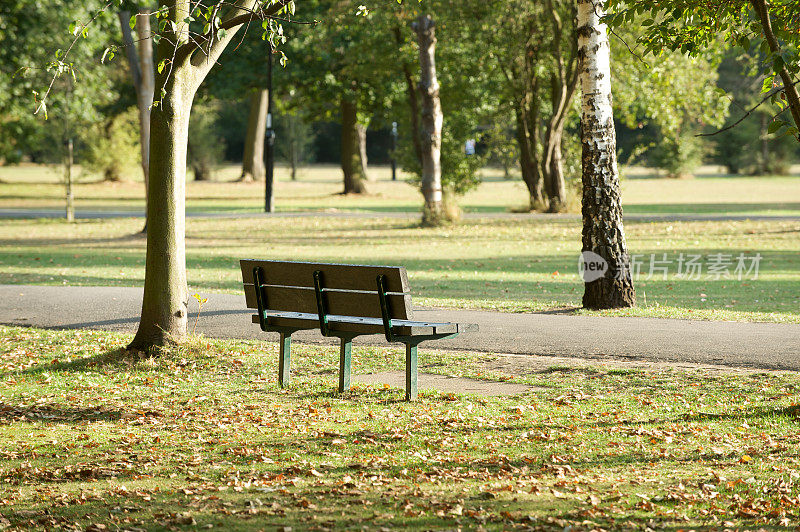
{"left": 737, "top": 35, "right": 750, "bottom": 50}
{"left": 761, "top": 76, "right": 774, "bottom": 93}
{"left": 772, "top": 55, "right": 784, "bottom": 72}
{"left": 129, "top": 14, "right": 137, "bottom": 29}
{"left": 157, "top": 60, "right": 167, "bottom": 74}
{"left": 767, "top": 120, "right": 783, "bottom": 134}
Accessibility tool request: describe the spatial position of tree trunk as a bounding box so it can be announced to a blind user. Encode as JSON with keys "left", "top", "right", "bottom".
{"left": 119, "top": 10, "right": 154, "bottom": 230}
{"left": 750, "top": 0, "right": 800, "bottom": 137}
{"left": 129, "top": 0, "right": 193, "bottom": 350}
{"left": 413, "top": 15, "right": 444, "bottom": 225}
{"left": 239, "top": 89, "right": 268, "bottom": 182}
{"left": 515, "top": 101, "right": 545, "bottom": 211}
{"left": 577, "top": 0, "right": 635, "bottom": 310}
{"left": 545, "top": 127, "right": 567, "bottom": 212}
{"left": 357, "top": 122, "right": 370, "bottom": 180}
{"left": 393, "top": 26, "right": 423, "bottom": 168}
{"left": 129, "top": 79, "right": 192, "bottom": 349}
{"left": 340, "top": 95, "right": 367, "bottom": 194}
{"left": 129, "top": 0, "right": 286, "bottom": 351}
{"left": 135, "top": 11, "right": 154, "bottom": 203}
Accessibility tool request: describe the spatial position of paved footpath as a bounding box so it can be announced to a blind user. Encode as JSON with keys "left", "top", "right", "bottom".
{"left": 1, "top": 285, "right": 798, "bottom": 372}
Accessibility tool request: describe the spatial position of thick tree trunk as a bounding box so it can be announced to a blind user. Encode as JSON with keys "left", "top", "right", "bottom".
{"left": 239, "top": 89, "right": 268, "bottom": 182}
{"left": 129, "top": 85, "right": 192, "bottom": 349}
{"left": 413, "top": 15, "right": 444, "bottom": 225}
{"left": 577, "top": 0, "right": 635, "bottom": 309}
{"left": 129, "top": 0, "right": 194, "bottom": 350}
{"left": 340, "top": 96, "right": 367, "bottom": 194}
{"left": 129, "top": 0, "right": 285, "bottom": 351}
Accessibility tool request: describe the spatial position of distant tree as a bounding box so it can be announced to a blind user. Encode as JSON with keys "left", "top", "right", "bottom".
{"left": 713, "top": 50, "right": 797, "bottom": 175}
{"left": 578, "top": 0, "right": 635, "bottom": 309}
{"left": 610, "top": 26, "right": 728, "bottom": 178}
{"left": 412, "top": 15, "right": 445, "bottom": 225}
{"left": 607, "top": 0, "right": 800, "bottom": 141}
{"left": 118, "top": 5, "right": 155, "bottom": 193}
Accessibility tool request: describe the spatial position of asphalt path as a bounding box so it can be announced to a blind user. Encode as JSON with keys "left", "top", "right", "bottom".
{"left": 2, "top": 208, "right": 800, "bottom": 223}
{"left": 1, "top": 285, "right": 798, "bottom": 372}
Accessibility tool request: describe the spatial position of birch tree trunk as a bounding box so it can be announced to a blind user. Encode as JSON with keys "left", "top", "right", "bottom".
{"left": 340, "top": 95, "right": 367, "bottom": 194}
{"left": 413, "top": 15, "right": 444, "bottom": 225}
{"left": 240, "top": 89, "right": 268, "bottom": 182}
{"left": 577, "top": 0, "right": 635, "bottom": 309}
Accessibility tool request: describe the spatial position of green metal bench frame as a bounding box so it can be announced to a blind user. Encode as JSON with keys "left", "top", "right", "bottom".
{"left": 246, "top": 262, "right": 475, "bottom": 401}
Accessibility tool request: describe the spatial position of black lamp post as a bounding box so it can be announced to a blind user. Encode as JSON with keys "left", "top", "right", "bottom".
{"left": 390, "top": 121, "right": 398, "bottom": 181}
{"left": 264, "top": 46, "right": 275, "bottom": 213}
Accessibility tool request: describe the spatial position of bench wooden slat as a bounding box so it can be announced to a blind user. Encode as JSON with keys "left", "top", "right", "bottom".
{"left": 250, "top": 313, "right": 461, "bottom": 336}
{"left": 241, "top": 259, "right": 410, "bottom": 293}
{"left": 243, "top": 284, "right": 411, "bottom": 320}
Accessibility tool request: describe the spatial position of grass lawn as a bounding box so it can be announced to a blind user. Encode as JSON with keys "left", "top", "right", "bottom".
{"left": 0, "top": 326, "right": 798, "bottom": 530}
{"left": 0, "top": 215, "right": 799, "bottom": 323}
{"left": 2, "top": 163, "right": 800, "bottom": 217}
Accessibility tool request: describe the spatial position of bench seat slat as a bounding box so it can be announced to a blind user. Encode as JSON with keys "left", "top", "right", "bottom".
{"left": 241, "top": 259, "right": 410, "bottom": 293}
{"left": 251, "top": 312, "right": 463, "bottom": 336}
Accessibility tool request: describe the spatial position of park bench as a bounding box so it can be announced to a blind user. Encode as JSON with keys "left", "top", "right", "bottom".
{"left": 241, "top": 259, "right": 477, "bottom": 401}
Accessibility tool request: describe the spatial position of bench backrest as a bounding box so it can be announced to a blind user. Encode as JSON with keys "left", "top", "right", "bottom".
{"left": 240, "top": 259, "right": 413, "bottom": 321}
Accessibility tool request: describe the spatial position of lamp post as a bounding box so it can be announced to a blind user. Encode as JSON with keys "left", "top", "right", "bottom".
{"left": 264, "top": 46, "right": 275, "bottom": 213}
{"left": 390, "top": 121, "right": 398, "bottom": 181}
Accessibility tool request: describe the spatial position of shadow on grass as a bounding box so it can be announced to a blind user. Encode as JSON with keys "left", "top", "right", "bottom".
{"left": 0, "top": 402, "right": 123, "bottom": 422}
{"left": 8, "top": 347, "right": 135, "bottom": 377}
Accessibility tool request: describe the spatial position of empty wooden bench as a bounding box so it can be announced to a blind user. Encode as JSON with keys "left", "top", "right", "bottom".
{"left": 241, "top": 260, "right": 477, "bottom": 401}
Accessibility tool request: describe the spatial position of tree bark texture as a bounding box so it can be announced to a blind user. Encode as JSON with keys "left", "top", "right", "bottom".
{"left": 129, "top": 73, "right": 192, "bottom": 348}
{"left": 750, "top": 0, "right": 800, "bottom": 137}
{"left": 357, "top": 122, "right": 370, "bottom": 180}
{"left": 392, "top": 26, "right": 423, "bottom": 168}
{"left": 135, "top": 12, "right": 155, "bottom": 194}
{"left": 340, "top": 96, "right": 367, "bottom": 194}
{"left": 577, "top": 0, "right": 635, "bottom": 309}
{"left": 240, "top": 89, "right": 268, "bottom": 182}
{"left": 413, "top": 15, "right": 444, "bottom": 225}
{"left": 515, "top": 99, "right": 545, "bottom": 210}
{"left": 118, "top": 10, "right": 154, "bottom": 219}
{"left": 542, "top": 0, "right": 579, "bottom": 212}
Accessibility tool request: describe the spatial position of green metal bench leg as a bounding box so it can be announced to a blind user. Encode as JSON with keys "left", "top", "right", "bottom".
{"left": 278, "top": 332, "right": 291, "bottom": 388}
{"left": 405, "top": 343, "right": 418, "bottom": 402}
{"left": 339, "top": 338, "right": 352, "bottom": 393}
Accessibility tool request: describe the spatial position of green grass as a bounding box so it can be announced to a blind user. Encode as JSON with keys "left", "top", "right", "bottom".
{"left": 1, "top": 215, "right": 799, "bottom": 322}
{"left": 2, "top": 163, "right": 800, "bottom": 216}
{"left": 0, "top": 326, "right": 798, "bottom": 530}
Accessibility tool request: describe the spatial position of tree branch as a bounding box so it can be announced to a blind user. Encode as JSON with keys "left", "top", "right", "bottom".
{"left": 696, "top": 79, "right": 800, "bottom": 138}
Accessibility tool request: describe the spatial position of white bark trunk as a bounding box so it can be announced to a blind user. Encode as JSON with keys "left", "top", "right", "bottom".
{"left": 413, "top": 14, "right": 443, "bottom": 224}
{"left": 578, "top": 0, "right": 635, "bottom": 309}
